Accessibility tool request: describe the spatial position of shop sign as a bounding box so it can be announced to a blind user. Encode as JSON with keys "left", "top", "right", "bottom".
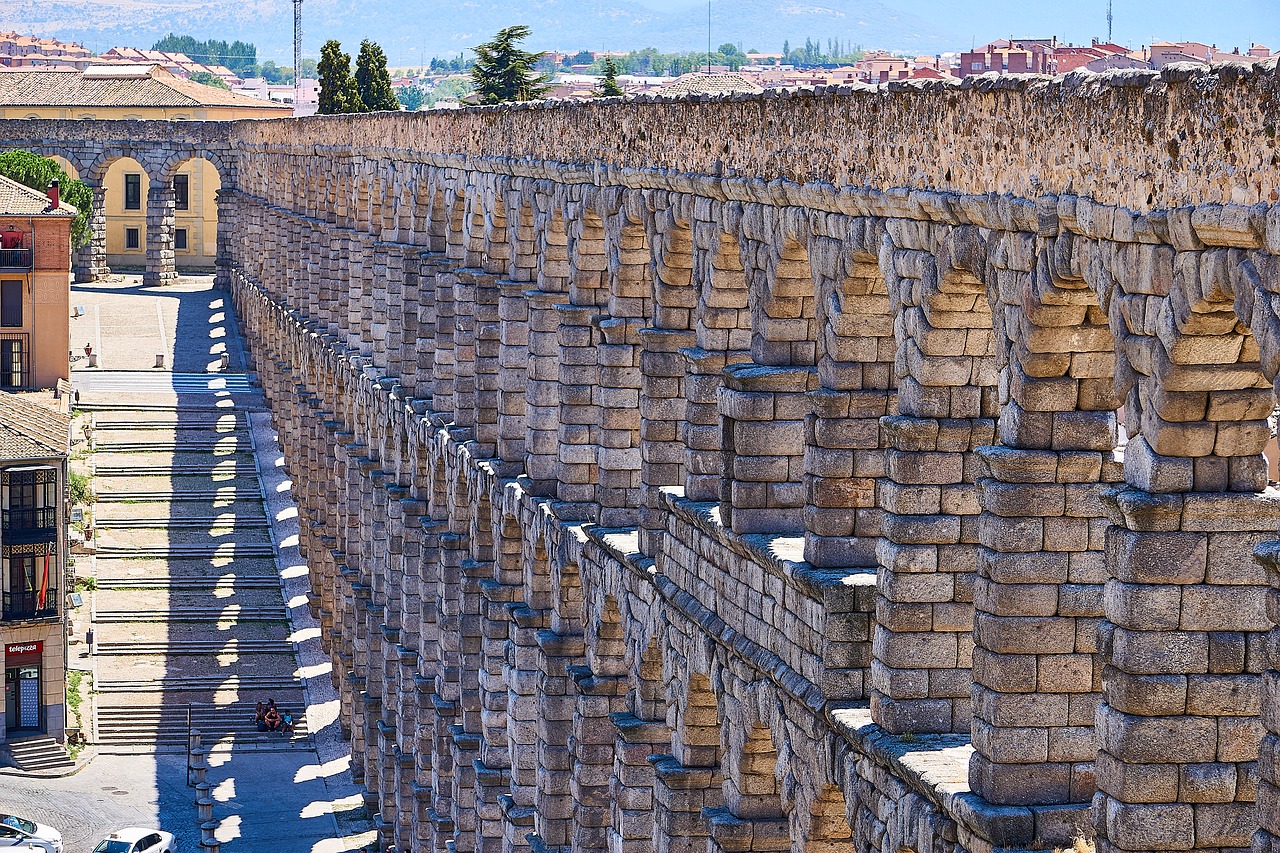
{"left": 4, "top": 641, "right": 42, "bottom": 656}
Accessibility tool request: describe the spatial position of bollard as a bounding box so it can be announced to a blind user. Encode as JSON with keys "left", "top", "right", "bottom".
{"left": 194, "top": 781, "right": 211, "bottom": 808}
{"left": 188, "top": 730, "right": 202, "bottom": 753}
{"left": 196, "top": 794, "right": 214, "bottom": 822}
{"left": 200, "top": 820, "right": 219, "bottom": 845}
{"left": 199, "top": 842, "right": 220, "bottom": 853}
{"left": 187, "top": 746, "right": 208, "bottom": 787}
{"left": 155, "top": 353, "right": 165, "bottom": 368}
{"left": 220, "top": 352, "right": 229, "bottom": 370}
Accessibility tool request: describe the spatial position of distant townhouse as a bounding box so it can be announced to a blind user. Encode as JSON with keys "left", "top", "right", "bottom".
{"left": 0, "top": 33, "right": 92, "bottom": 71}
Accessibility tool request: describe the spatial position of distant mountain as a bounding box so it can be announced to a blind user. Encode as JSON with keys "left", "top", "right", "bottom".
{"left": 6, "top": 0, "right": 958, "bottom": 65}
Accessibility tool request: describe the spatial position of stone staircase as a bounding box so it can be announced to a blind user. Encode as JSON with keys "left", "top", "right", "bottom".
{"left": 5, "top": 735, "right": 75, "bottom": 773}
{"left": 77, "top": 397, "right": 309, "bottom": 754}
{"left": 95, "top": 702, "right": 310, "bottom": 749}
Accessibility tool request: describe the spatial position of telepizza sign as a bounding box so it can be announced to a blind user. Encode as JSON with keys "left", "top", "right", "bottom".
{"left": 4, "top": 641, "right": 41, "bottom": 656}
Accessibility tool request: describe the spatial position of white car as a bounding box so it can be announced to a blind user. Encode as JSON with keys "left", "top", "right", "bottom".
{"left": 91, "top": 829, "right": 175, "bottom": 853}
{"left": 0, "top": 814, "right": 62, "bottom": 853}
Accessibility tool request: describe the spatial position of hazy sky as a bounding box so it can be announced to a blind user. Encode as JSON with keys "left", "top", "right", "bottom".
{"left": 655, "top": 0, "right": 1280, "bottom": 52}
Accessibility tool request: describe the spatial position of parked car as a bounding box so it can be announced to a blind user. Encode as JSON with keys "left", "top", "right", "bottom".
{"left": 91, "top": 829, "right": 175, "bottom": 853}
{"left": 0, "top": 814, "right": 62, "bottom": 853}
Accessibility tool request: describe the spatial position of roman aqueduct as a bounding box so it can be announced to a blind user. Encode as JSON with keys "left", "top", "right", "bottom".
{"left": 6, "top": 60, "right": 1280, "bottom": 853}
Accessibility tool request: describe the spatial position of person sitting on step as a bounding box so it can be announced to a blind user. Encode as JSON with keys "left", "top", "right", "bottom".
{"left": 264, "top": 705, "right": 282, "bottom": 732}
{"left": 254, "top": 701, "right": 267, "bottom": 732}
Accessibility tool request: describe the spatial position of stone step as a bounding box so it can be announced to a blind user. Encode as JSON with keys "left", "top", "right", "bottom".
{"left": 94, "top": 606, "right": 288, "bottom": 622}
{"left": 95, "top": 639, "right": 296, "bottom": 655}
{"left": 94, "top": 440, "right": 250, "bottom": 452}
{"left": 96, "top": 577, "right": 282, "bottom": 590}
{"left": 96, "top": 675, "right": 306, "bottom": 694}
{"left": 96, "top": 703, "right": 310, "bottom": 745}
{"left": 93, "top": 543, "right": 276, "bottom": 557}
{"left": 94, "top": 465, "right": 259, "bottom": 477}
{"left": 6, "top": 735, "right": 74, "bottom": 772}
{"left": 76, "top": 402, "right": 261, "bottom": 413}
{"left": 94, "top": 517, "right": 270, "bottom": 529}
{"left": 92, "top": 422, "right": 248, "bottom": 433}
{"left": 96, "top": 490, "right": 262, "bottom": 502}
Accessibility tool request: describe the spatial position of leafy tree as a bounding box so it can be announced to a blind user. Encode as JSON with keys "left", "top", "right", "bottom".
{"left": 718, "top": 43, "right": 739, "bottom": 55}
{"left": 397, "top": 84, "right": 426, "bottom": 110}
{"left": 0, "top": 151, "right": 92, "bottom": 248}
{"left": 470, "top": 25, "right": 549, "bottom": 104}
{"left": 317, "top": 40, "right": 363, "bottom": 114}
{"left": 596, "top": 57, "right": 623, "bottom": 97}
{"left": 355, "top": 40, "right": 400, "bottom": 111}
{"left": 189, "top": 71, "right": 230, "bottom": 90}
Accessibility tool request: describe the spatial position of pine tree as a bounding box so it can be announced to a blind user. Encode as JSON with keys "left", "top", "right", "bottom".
{"left": 596, "top": 56, "right": 623, "bottom": 97}
{"left": 355, "top": 40, "right": 401, "bottom": 112}
{"left": 470, "top": 25, "right": 550, "bottom": 105}
{"left": 317, "top": 40, "right": 362, "bottom": 115}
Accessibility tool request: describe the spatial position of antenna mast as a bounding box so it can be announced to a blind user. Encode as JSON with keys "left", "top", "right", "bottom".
{"left": 293, "top": 0, "right": 303, "bottom": 113}
{"left": 707, "top": 0, "right": 711, "bottom": 74}
{"left": 1107, "top": 0, "right": 1113, "bottom": 43}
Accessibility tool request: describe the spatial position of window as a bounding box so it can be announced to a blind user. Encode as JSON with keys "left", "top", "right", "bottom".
{"left": 124, "top": 173, "right": 141, "bottom": 210}
{"left": 173, "top": 174, "right": 189, "bottom": 210}
{"left": 0, "top": 280, "right": 21, "bottom": 327}
{"left": 174, "top": 228, "right": 188, "bottom": 251}
{"left": 971, "top": 61, "right": 983, "bottom": 71}
{"left": 0, "top": 338, "right": 23, "bottom": 388}
{"left": 125, "top": 228, "right": 140, "bottom": 250}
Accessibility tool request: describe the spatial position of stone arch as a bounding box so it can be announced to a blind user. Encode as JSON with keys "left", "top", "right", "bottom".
{"left": 632, "top": 635, "right": 666, "bottom": 721}
{"left": 580, "top": 593, "right": 627, "bottom": 681}
{"left": 671, "top": 671, "right": 721, "bottom": 768}
{"left": 157, "top": 148, "right": 231, "bottom": 186}
{"left": 426, "top": 185, "right": 448, "bottom": 253}
{"left": 445, "top": 188, "right": 468, "bottom": 265}
{"left": 653, "top": 217, "right": 696, "bottom": 330}
{"left": 537, "top": 208, "right": 571, "bottom": 295}
{"left": 815, "top": 218, "right": 895, "bottom": 393}
{"left": 568, "top": 206, "right": 608, "bottom": 308}
{"left": 696, "top": 229, "right": 753, "bottom": 353}
{"left": 749, "top": 236, "right": 818, "bottom": 367}
{"left": 722, "top": 722, "right": 783, "bottom": 819}
{"left": 605, "top": 213, "right": 653, "bottom": 320}
{"left": 804, "top": 784, "right": 854, "bottom": 852}
{"left": 482, "top": 185, "right": 509, "bottom": 276}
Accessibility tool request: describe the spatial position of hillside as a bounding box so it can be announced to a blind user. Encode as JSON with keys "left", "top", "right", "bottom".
{"left": 8, "top": 0, "right": 958, "bottom": 64}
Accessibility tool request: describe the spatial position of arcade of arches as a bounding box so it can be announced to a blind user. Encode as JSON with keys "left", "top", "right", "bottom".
{"left": 7, "top": 61, "right": 1280, "bottom": 853}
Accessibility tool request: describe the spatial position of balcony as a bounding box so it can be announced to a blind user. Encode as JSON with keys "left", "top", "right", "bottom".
{"left": 2, "top": 590, "right": 57, "bottom": 621}
{"left": 0, "top": 247, "right": 31, "bottom": 270}
{"left": 3, "top": 506, "right": 56, "bottom": 543}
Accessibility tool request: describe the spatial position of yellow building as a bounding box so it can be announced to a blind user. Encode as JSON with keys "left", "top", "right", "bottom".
{"left": 0, "top": 65, "right": 290, "bottom": 272}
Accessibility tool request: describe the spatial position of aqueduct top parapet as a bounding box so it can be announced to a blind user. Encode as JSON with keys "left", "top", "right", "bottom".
{"left": 0, "top": 58, "right": 1277, "bottom": 209}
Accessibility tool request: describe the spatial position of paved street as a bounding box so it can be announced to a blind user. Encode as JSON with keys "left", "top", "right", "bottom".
{"left": 0, "top": 754, "right": 200, "bottom": 852}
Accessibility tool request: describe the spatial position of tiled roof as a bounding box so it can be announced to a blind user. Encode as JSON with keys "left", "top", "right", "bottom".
{"left": 659, "top": 73, "right": 765, "bottom": 96}
{"left": 0, "top": 174, "right": 75, "bottom": 216}
{"left": 0, "top": 392, "right": 69, "bottom": 460}
{"left": 0, "top": 65, "right": 291, "bottom": 110}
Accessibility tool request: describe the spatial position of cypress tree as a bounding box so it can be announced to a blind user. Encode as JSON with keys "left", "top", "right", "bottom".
{"left": 596, "top": 57, "right": 623, "bottom": 97}
{"left": 355, "top": 40, "right": 400, "bottom": 112}
{"left": 317, "top": 40, "right": 362, "bottom": 114}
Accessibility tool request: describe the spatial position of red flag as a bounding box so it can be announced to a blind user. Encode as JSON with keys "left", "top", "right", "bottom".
{"left": 36, "top": 553, "right": 47, "bottom": 610}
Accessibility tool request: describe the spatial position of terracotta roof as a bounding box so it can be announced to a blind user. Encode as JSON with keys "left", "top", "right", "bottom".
{"left": 0, "top": 174, "right": 75, "bottom": 216}
{"left": 658, "top": 72, "right": 764, "bottom": 96}
{"left": 0, "top": 391, "right": 69, "bottom": 459}
{"left": 0, "top": 65, "right": 291, "bottom": 110}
